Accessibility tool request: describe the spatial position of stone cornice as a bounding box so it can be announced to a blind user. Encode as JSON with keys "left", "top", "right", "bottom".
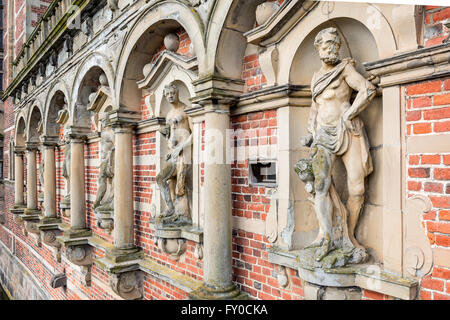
{"left": 364, "top": 43, "right": 450, "bottom": 87}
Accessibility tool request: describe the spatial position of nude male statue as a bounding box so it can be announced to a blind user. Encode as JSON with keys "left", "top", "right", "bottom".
{"left": 93, "top": 128, "right": 114, "bottom": 213}
{"left": 156, "top": 82, "right": 193, "bottom": 224}
{"left": 299, "top": 27, "right": 376, "bottom": 263}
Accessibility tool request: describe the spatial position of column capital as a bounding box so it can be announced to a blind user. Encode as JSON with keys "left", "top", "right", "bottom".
{"left": 66, "top": 126, "right": 90, "bottom": 142}
{"left": 191, "top": 74, "right": 244, "bottom": 107}
{"left": 14, "top": 146, "right": 26, "bottom": 155}
{"left": 25, "top": 141, "right": 40, "bottom": 151}
{"left": 40, "top": 135, "right": 59, "bottom": 147}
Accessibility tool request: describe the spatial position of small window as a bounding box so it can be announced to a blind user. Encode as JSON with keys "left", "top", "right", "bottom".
{"left": 249, "top": 160, "right": 277, "bottom": 187}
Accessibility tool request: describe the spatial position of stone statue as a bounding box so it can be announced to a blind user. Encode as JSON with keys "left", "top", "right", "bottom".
{"left": 37, "top": 120, "right": 44, "bottom": 200}
{"left": 93, "top": 127, "right": 115, "bottom": 230}
{"left": 56, "top": 109, "right": 71, "bottom": 204}
{"left": 156, "top": 82, "right": 193, "bottom": 225}
{"left": 295, "top": 27, "right": 377, "bottom": 268}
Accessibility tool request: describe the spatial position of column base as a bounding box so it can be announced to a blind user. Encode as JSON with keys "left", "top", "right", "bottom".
{"left": 105, "top": 247, "right": 144, "bottom": 263}
{"left": 188, "top": 283, "right": 249, "bottom": 300}
{"left": 40, "top": 216, "right": 62, "bottom": 225}
{"left": 10, "top": 205, "right": 25, "bottom": 214}
{"left": 65, "top": 228, "right": 92, "bottom": 239}
{"left": 24, "top": 208, "right": 42, "bottom": 216}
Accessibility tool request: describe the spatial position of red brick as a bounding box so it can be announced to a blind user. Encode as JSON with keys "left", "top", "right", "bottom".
{"left": 426, "top": 36, "right": 447, "bottom": 47}
{"left": 409, "top": 155, "right": 420, "bottom": 165}
{"left": 408, "top": 167, "right": 430, "bottom": 178}
{"left": 412, "top": 97, "right": 432, "bottom": 108}
{"left": 427, "top": 221, "right": 450, "bottom": 234}
{"left": 433, "top": 7, "right": 450, "bottom": 23}
{"left": 364, "top": 290, "right": 385, "bottom": 300}
{"left": 408, "top": 181, "right": 422, "bottom": 191}
{"left": 424, "top": 107, "right": 450, "bottom": 120}
{"left": 434, "top": 293, "right": 450, "bottom": 300}
{"left": 406, "top": 110, "right": 421, "bottom": 121}
{"left": 413, "top": 123, "right": 432, "bottom": 134}
{"left": 421, "top": 276, "right": 444, "bottom": 291}
{"left": 422, "top": 154, "right": 441, "bottom": 164}
{"left": 424, "top": 182, "right": 442, "bottom": 193}
{"left": 434, "top": 168, "right": 450, "bottom": 180}
{"left": 407, "top": 81, "right": 441, "bottom": 96}
{"left": 435, "top": 234, "right": 450, "bottom": 246}
{"left": 423, "top": 210, "right": 436, "bottom": 220}
{"left": 443, "top": 155, "right": 450, "bottom": 165}
{"left": 434, "top": 93, "right": 450, "bottom": 106}
{"left": 420, "top": 290, "right": 431, "bottom": 300}
{"left": 440, "top": 210, "right": 450, "bottom": 221}
{"left": 429, "top": 196, "right": 450, "bottom": 208}
{"left": 425, "top": 6, "right": 440, "bottom": 11}
{"left": 434, "top": 120, "right": 450, "bottom": 132}
{"left": 432, "top": 267, "right": 450, "bottom": 279}
{"left": 444, "top": 79, "right": 450, "bottom": 91}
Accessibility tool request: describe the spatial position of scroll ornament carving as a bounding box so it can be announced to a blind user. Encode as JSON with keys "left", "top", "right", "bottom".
{"left": 66, "top": 245, "right": 93, "bottom": 266}
{"left": 188, "top": 0, "right": 208, "bottom": 7}
{"left": 404, "top": 195, "right": 433, "bottom": 277}
{"left": 295, "top": 27, "right": 377, "bottom": 269}
{"left": 110, "top": 271, "right": 143, "bottom": 300}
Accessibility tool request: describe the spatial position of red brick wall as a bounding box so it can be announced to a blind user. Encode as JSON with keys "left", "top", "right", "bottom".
{"left": 424, "top": 6, "right": 450, "bottom": 47}
{"left": 405, "top": 78, "right": 450, "bottom": 300}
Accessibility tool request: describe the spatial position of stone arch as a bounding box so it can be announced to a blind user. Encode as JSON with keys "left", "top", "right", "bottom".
{"left": 278, "top": 2, "right": 397, "bottom": 85}
{"left": 70, "top": 52, "right": 115, "bottom": 127}
{"left": 26, "top": 102, "right": 44, "bottom": 144}
{"left": 44, "top": 80, "right": 71, "bottom": 137}
{"left": 15, "top": 114, "right": 27, "bottom": 147}
{"left": 114, "top": 1, "right": 205, "bottom": 112}
{"left": 205, "top": 0, "right": 265, "bottom": 79}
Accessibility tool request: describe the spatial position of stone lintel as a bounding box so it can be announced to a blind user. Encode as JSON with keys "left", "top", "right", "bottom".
{"left": 191, "top": 74, "right": 244, "bottom": 106}
{"left": 66, "top": 126, "right": 90, "bottom": 141}
{"left": 268, "top": 249, "right": 418, "bottom": 300}
{"left": 108, "top": 110, "right": 140, "bottom": 128}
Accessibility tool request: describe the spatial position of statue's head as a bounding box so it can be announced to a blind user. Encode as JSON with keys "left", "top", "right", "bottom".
{"left": 163, "top": 82, "right": 179, "bottom": 104}
{"left": 314, "top": 27, "right": 341, "bottom": 65}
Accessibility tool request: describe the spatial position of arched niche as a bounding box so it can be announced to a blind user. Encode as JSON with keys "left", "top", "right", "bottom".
{"left": 45, "top": 90, "right": 68, "bottom": 138}
{"left": 27, "top": 105, "right": 43, "bottom": 144}
{"left": 15, "top": 116, "right": 27, "bottom": 147}
{"left": 287, "top": 18, "right": 384, "bottom": 261}
{"left": 206, "top": 0, "right": 265, "bottom": 79}
{"left": 115, "top": 2, "right": 206, "bottom": 113}
{"left": 70, "top": 53, "right": 114, "bottom": 128}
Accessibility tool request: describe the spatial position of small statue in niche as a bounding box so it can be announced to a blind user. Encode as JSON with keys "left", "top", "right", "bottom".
{"left": 156, "top": 82, "right": 193, "bottom": 225}
{"left": 93, "top": 127, "right": 115, "bottom": 230}
{"left": 56, "top": 109, "right": 71, "bottom": 205}
{"left": 295, "top": 27, "right": 377, "bottom": 268}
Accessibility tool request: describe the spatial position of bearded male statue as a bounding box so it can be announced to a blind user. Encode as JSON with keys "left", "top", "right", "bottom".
{"left": 295, "top": 27, "right": 377, "bottom": 268}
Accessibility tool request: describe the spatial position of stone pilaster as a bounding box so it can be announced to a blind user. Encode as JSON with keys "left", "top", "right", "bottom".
{"left": 25, "top": 142, "right": 40, "bottom": 215}
{"left": 189, "top": 101, "right": 245, "bottom": 300}
{"left": 41, "top": 136, "right": 60, "bottom": 223}
{"left": 13, "top": 147, "right": 25, "bottom": 209}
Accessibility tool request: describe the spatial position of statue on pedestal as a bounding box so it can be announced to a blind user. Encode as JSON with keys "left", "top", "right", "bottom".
{"left": 156, "top": 82, "right": 193, "bottom": 225}
{"left": 56, "top": 109, "right": 71, "bottom": 205}
{"left": 93, "top": 127, "right": 115, "bottom": 231}
{"left": 295, "top": 27, "right": 377, "bottom": 268}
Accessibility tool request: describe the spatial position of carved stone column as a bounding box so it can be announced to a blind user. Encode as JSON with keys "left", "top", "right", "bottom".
{"left": 25, "top": 143, "right": 40, "bottom": 215}
{"left": 13, "top": 147, "right": 25, "bottom": 208}
{"left": 108, "top": 125, "right": 140, "bottom": 260}
{"left": 42, "top": 142, "right": 59, "bottom": 222}
{"left": 68, "top": 134, "right": 89, "bottom": 236}
{"left": 190, "top": 103, "right": 244, "bottom": 300}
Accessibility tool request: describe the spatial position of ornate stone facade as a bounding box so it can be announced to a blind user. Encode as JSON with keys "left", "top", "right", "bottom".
{"left": 0, "top": 0, "right": 449, "bottom": 301}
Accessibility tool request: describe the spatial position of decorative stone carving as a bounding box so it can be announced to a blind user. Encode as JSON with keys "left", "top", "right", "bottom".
{"left": 109, "top": 271, "right": 143, "bottom": 300}
{"left": 57, "top": 109, "right": 71, "bottom": 207}
{"left": 155, "top": 82, "right": 193, "bottom": 226}
{"left": 157, "top": 237, "right": 187, "bottom": 261}
{"left": 403, "top": 195, "right": 433, "bottom": 278}
{"left": 81, "top": 17, "right": 93, "bottom": 36}
{"left": 188, "top": 0, "right": 207, "bottom": 6}
{"left": 164, "top": 33, "right": 180, "bottom": 52}
{"left": 295, "top": 27, "right": 377, "bottom": 269}
{"left": 265, "top": 188, "right": 278, "bottom": 243}
{"left": 194, "top": 244, "right": 203, "bottom": 260}
{"left": 50, "top": 273, "right": 67, "bottom": 288}
{"left": 63, "top": 33, "right": 73, "bottom": 55}
{"left": 93, "top": 127, "right": 115, "bottom": 232}
{"left": 66, "top": 244, "right": 93, "bottom": 266}
{"left": 255, "top": 1, "right": 280, "bottom": 26}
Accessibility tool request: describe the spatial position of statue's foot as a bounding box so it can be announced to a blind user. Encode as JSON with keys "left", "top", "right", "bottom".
{"left": 305, "top": 238, "right": 324, "bottom": 249}
{"left": 314, "top": 237, "right": 336, "bottom": 262}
